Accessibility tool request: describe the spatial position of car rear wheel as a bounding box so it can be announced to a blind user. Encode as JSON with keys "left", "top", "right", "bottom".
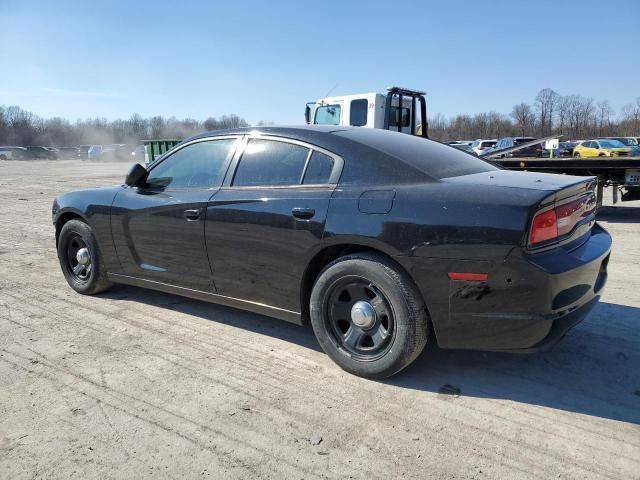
{"left": 57, "top": 219, "right": 112, "bottom": 295}
{"left": 309, "top": 253, "right": 429, "bottom": 379}
{"left": 574, "top": 153, "right": 580, "bottom": 158}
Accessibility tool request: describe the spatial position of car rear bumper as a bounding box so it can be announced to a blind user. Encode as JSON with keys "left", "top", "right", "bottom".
{"left": 398, "top": 223, "right": 612, "bottom": 351}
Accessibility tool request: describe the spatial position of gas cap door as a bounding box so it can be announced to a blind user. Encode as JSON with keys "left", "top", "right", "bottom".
{"left": 358, "top": 190, "right": 396, "bottom": 214}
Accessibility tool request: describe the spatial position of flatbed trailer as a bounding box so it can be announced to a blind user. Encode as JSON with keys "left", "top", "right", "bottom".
{"left": 493, "top": 156, "right": 640, "bottom": 206}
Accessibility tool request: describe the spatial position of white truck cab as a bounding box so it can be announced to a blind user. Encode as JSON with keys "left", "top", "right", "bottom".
{"left": 305, "top": 87, "right": 428, "bottom": 138}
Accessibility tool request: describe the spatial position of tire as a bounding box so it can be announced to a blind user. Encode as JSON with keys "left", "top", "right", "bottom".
{"left": 57, "top": 219, "right": 112, "bottom": 295}
{"left": 574, "top": 153, "right": 580, "bottom": 158}
{"left": 0, "top": 154, "right": 7, "bottom": 160}
{"left": 309, "top": 252, "right": 429, "bottom": 379}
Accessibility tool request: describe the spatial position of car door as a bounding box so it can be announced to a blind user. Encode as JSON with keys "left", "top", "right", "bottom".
{"left": 205, "top": 135, "right": 342, "bottom": 313}
{"left": 581, "top": 141, "right": 596, "bottom": 157}
{"left": 111, "top": 137, "right": 239, "bottom": 291}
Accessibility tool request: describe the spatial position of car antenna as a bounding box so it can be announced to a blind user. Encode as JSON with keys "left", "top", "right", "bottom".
{"left": 322, "top": 83, "right": 339, "bottom": 99}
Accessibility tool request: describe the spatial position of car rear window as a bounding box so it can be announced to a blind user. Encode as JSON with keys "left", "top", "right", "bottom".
{"left": 334, "top": 128, "right": 498, "bottom": 180}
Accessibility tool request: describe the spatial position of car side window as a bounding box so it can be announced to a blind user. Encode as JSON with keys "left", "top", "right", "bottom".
{"left": 303, "top": 151, "right": 334, "bottom": 184}
{"left": 349, "top": 99, "right": 368, "bottom": 127}
{"left": 232, "top": 139, "right": 310, "bottom": 187}
{"left": 146, "top": 139, "right": 236, "bottom": 189}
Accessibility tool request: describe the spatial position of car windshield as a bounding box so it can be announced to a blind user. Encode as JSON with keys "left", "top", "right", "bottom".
{"left": 314, "top": 105, "right": 341, "bottom": 126}
{"left": 611, "top": 138, "right": 637, "bottom": 146}
{"left": 599, "top": 140, "right": 625, "bottom": 148}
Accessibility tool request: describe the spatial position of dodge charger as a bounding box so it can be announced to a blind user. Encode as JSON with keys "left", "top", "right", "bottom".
{"left": 52, "top": 126, "right": 611, "bottom": 378}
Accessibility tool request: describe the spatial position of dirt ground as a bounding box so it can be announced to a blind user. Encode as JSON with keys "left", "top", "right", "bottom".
{"left": 0, "top": 160, "right": 639, "bottom": 480}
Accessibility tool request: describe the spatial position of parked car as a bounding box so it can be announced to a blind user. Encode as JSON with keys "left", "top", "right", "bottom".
{"left": 542, "top": 141, "right": 577, "bottom": 158}
{"left": 131, "top": 145, "right": 146, "bottom": 161}
{"left": 573, "top": 139, "right": 632, "bottom": 158}
{"left": 87, "top": 145, "right": 103, "bottom": 160}
{"left": 52, "top": 126, "right": 610, "bottom": 379}
{"left": 596, "top": 137, "right": 638, "bottom": 147}
{"left": 489, "top": 137, "right": 543, "bottom": 158}
{"left": 26, "top": 146, "right": 58, "bottom": 159}
{"left": 79, "top": 145, "right": 91, "bottom": 160}
{"left": 0, "top": 146, "right": 27, "bottom": 160}
{"left": 629, "top": 145, "right": 640, "bottom": 157}
{"left": 452, "top": 143, "right": 476, "bottom": 154}
{"left": 56, "top": 147, "right": 81, "bottom": 160}
{"left": 470, "top": 139, "right": 497, "bottom": 156}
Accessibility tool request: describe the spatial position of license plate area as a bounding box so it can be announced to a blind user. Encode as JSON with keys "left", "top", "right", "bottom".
{"left": 625, "top": 169, "right": 640, "bottom": 185}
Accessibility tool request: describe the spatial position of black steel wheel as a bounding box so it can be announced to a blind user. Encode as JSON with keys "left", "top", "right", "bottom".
{"left": 65, "top": 234, "right": 93, "bottom": 282}
{"left": 325, "top": 278, "right": 395, "bottom": 361}
{"left": 310, "top": 252, "right": 429, "bottom": 379}
{"left": 57, "top": 219, "right": 111, "bottom": 295}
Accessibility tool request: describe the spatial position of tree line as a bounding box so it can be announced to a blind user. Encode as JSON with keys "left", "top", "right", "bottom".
{"left": 1, "top": 88, "right": 639, "bottom": 147}
{"left": 429, "top": 89, "right": 640, "bottom": 141}
{"left": 0, "top": 107, "right": 252, "bottom": 147}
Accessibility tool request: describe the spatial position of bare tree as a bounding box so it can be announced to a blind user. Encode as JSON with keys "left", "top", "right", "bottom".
{"left": 534, "top": 88, "right": 559, "bottom": 136}
{"left": 510, "top": 103, "right": 536, "bottom": 136}
{"left": 620, "top": 97, "right": 640, "bottom": 136}
{"left": 596, "top": 100, "right": 614, "bottom": 136}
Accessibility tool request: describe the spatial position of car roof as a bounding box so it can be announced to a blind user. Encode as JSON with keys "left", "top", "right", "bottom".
{"left": 183, "top": 125, "right": 497, "bottom": 182}
{"left": 188, "top": 125, "right": 348, "bottom": 141}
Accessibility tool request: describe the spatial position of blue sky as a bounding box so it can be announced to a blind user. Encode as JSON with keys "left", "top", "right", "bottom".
{"left": 1, "top": 0, "right": 638, "bottom": 125}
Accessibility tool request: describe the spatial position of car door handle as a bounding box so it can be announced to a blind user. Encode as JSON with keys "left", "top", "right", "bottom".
{"left": 292, "top": 207, "right": 315, "bottom": 219}
{"left": 183, "top": 209, "right": 201, "bottom": 221}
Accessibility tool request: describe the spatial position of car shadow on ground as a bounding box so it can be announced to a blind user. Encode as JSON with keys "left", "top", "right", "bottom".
{"left": 103, "top": 287, "right": 640, "bottom": 425}
{"left": 388, "top": 301, "right": 640, "bottom": 425}
{"left": 597, "top": 205, "right": 640, "bottom": 223}
{"left": 102, "top": 285, "right": 322, "bottom": 352}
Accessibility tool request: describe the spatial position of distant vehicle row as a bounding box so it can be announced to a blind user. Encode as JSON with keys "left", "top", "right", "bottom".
{"left": 0, "top": 144, "right": 146, "bottom": 161}
{"left": 456, "top": 136, "right": 640, "bottom": 158}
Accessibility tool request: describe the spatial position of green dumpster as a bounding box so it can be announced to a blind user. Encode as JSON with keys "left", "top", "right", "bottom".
{"left": 143, "top": 139, "right": 181, "bottom": 165}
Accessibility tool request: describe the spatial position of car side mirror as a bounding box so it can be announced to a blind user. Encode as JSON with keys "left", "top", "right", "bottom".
{"left": 304, "top": 105, "right": 311, "bottom": 124}
{"left": 125, "top": 163, "right": 147, "bottom": 187}
{"left": 593, "top": 145, "right": 599, "bottom": 149}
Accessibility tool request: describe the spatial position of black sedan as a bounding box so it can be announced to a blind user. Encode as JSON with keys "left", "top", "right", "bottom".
{"left": 52, "top": 126, "right": 611, "bottom": 378}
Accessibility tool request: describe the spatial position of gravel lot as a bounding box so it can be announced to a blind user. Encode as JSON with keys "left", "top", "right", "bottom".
{"left": 1, "top": 160, "right": 639, "bottom": 479}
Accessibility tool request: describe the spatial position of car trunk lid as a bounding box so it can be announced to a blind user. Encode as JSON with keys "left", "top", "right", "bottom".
{"left": 443, "top": 170, "right": 598, "bottom": 250}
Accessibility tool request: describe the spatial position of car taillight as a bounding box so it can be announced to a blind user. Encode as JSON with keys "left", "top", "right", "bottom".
{"left": 529, "top": 209, "right": 557, "bottom": 245}
{"left": 528, "top": 194, "right": 595, "bottom": 248}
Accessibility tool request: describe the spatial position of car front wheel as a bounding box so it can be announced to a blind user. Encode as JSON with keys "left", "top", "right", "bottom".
{"left": 57, "top": 219, "right": 112, "bottom": 295}
{"left": 309, "top": 253, "right": 429, "bottom": 379}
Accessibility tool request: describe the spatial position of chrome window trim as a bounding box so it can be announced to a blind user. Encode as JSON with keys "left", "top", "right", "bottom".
{"left": 225, "top": 134, "right": 344, "bottom": 189}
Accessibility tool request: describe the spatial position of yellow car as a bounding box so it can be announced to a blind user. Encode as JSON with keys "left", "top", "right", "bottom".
{"left": 573, "top": 139, "right": 631, "bottom": 158}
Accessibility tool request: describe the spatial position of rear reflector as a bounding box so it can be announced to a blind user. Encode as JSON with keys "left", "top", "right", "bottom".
{"left": 448, "top": 272, "right": 488, "bottom": 281}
